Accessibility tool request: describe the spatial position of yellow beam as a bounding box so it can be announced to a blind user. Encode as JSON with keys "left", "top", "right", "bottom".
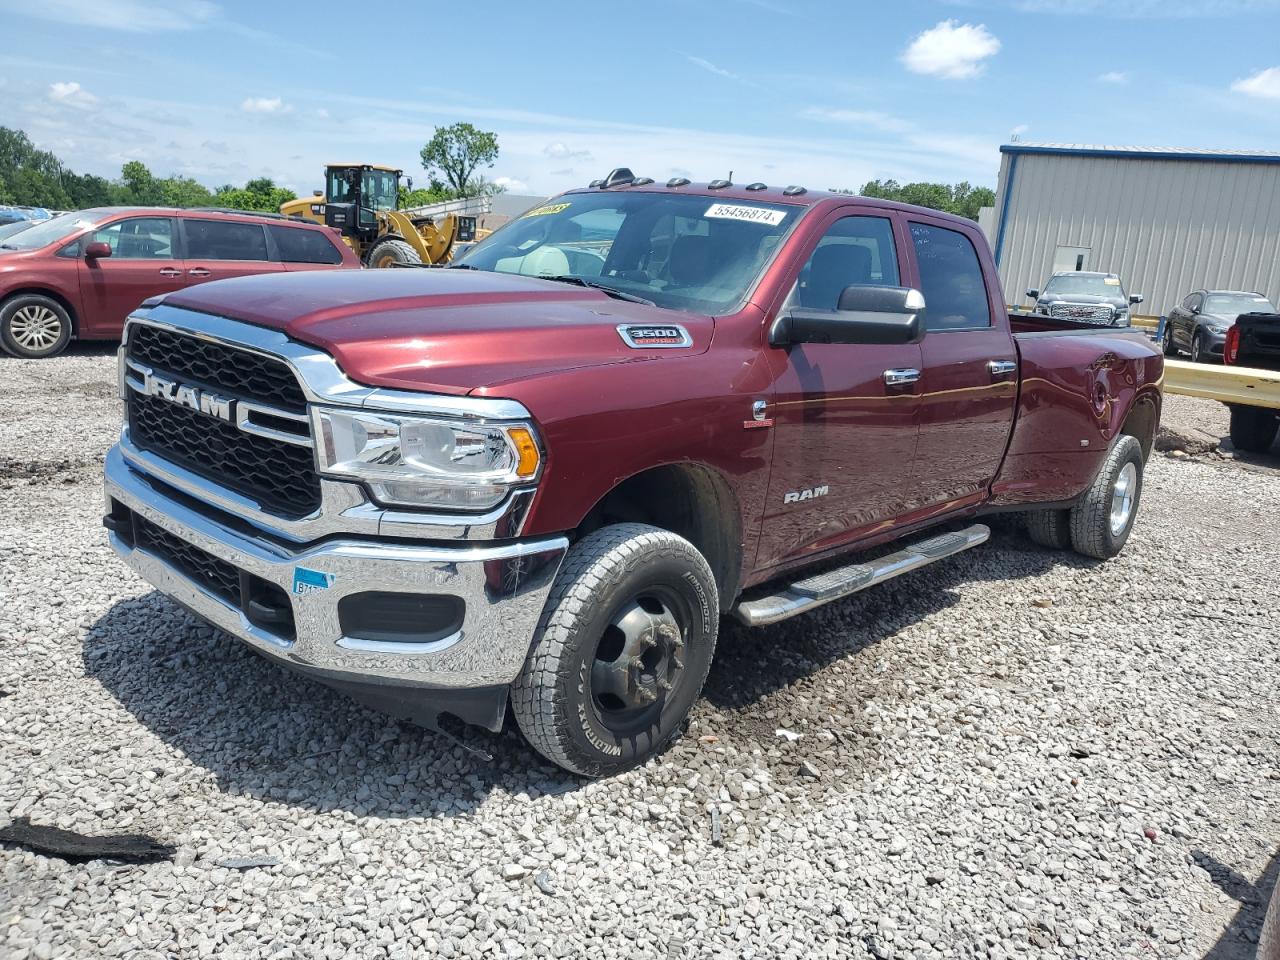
{"left": 1163, "top": 359, "right": 1280, "bottom": 411}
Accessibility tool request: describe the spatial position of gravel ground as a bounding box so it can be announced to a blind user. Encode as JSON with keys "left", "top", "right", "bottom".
{"left": 2, "top": 346, "right": 1278, "bottom": 959}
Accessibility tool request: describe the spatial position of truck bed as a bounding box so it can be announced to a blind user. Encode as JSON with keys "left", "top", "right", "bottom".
{"left": 1008, "top": 310, "right": 1149, "bottom": 339}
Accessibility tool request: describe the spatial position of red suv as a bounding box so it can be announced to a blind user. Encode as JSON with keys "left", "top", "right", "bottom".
{"left": 0, "top": 207, "right": 360, "bottom": 358}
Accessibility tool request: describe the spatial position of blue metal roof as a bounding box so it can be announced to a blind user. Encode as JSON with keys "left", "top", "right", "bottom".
{"left": 1000, "top": 142, "right": 1280, "bottom": 165}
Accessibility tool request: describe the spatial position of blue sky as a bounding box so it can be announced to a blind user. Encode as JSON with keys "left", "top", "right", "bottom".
{"left": 2, "top": 0, "right": 1279, "bottom": 198}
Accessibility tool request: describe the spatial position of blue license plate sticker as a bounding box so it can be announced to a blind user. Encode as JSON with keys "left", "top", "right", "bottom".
{"left": 292, "top": 567, "right": 334, "bottom": 595}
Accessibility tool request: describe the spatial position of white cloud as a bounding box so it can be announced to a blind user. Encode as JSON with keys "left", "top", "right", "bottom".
{"left": 685, "top": 55, "right": 742, "bottom": 82}
{"left": 901, "top": 20, "right": 1001, "bottom": 79}
{"left": 494, "top": 176, "right": 531, "bottom": 193}
{"left": 11, "top": 0, "right": 220, "bottom": 32}
{"left": 240, "top": 96, "right": 291, "bottom": 114}
{"left": 1232, "top": 66, "right": 1280, "bottom": 99}
{"left": 48, "top": 81, "right": 98, "bottom": 108}
{"left": 544, "top": 141, "right": 593, "bottom": 161}
{"left": 315, "top": 108, "right": 330, "bottom": 120}
{"left": 801, "top": 107, "right": 914, "bottom": 134}
{"left": 1098, "top": 71, "right": 1128, "bottom": 83}
{"left": 1010, "top": 123, "right": 1029, "bottom": 136}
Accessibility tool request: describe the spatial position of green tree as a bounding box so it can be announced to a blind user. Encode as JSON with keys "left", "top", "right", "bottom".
{"left": 856, "top": 179, "right": 995, "bottom": 222}
{"left": 214, "top": 177, "right": 295, "bottom": 212}
{"left": 419, "top": 122, "right": 499, "bottom": 198}
{"left": 62, "top": 172, "right": 113, "bottom": 208}
{"left": 158, "top": 175, "right": 215, "bottom": 208}
{"left": 119, "top": 160, "right": 163, "bottom": 205}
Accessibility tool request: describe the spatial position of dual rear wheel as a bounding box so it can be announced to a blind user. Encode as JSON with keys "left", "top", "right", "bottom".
{"left": 1025, "top": 435, "right": 1145, "bottom": 559}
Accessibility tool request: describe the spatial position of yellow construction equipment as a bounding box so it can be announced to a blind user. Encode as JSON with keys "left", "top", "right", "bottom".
{"left": 280, "top": 163, "right": 476, "bottom": 267}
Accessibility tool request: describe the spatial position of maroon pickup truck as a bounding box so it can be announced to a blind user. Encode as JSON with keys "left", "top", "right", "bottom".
{"left": 103, "top": 173, "right": 1163, "bottom": 776}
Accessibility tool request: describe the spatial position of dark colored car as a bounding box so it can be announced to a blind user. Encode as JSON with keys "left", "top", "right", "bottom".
{"left": 0, "top": 207, "right": 360, "bottom": 358}
{"left": 1223, "top": 312, "right": 1280, "bottom": 452}
{"left": 1163, "top": 288, "right": 1275, "bottom": 363}
{"left": 1027, "top": 271, "right": 1144, "bottom": 327}
{"left": 103, "top": 176, "right": 1162, "bottom": 776}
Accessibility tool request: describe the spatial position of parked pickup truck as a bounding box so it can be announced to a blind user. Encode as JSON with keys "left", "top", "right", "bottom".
{"left": 1027, "top": 271, "right": 1143, "bottom": 328}
{"left": 103, "top": 172, "right": 1164, "bottom": 776}
{"left": 1223, "top": 313, "right": 1280, "bottom": 453}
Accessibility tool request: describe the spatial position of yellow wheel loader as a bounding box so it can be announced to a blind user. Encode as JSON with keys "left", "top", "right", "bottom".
{"left": 280, "top": 164, "right": 476, "bottom": 267}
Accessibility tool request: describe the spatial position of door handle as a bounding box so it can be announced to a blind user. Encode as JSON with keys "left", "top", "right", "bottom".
{"left": 883, "top": 368, "right": 921, "bottom": 386}
{"left": 987, "top": 359, "right": 1017, "bottom": 378}
{"left": 158, "top": 267, "right": 181, "bottom": 278}
{"left": 187, "top": 268, "right": 211, "bottom": 278}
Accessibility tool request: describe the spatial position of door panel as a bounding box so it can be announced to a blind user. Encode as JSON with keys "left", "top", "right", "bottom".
{"left": 75, "top": 217, "right": 185, "bottom": 338}
{"left": 907, "top": 220, "right": 1018, "bottom": 513}
{"left": 756, "top": 211, "right": 922, "bottom": 572}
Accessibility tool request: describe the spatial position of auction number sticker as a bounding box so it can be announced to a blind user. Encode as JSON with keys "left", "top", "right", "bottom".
{"left": 704, "top": 203, "right": 787, "bottom": 226}
{"left": 523, "top": 202, "right": 571, "bottom": 218}
{"left": 1103, "top": 277, "right": 1120, "bottom": 285}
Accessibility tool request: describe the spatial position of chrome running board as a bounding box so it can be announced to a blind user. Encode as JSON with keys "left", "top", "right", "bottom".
{"left": 733, "top": 524, "right": 990, "bottom": 627}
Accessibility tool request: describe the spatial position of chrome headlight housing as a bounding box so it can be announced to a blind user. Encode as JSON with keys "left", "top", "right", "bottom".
{"left": 314, "top": 408, "right": 541, "bottom": 511}
{"left": 1207, "top": 324, "right": 1228, "bottom": 335}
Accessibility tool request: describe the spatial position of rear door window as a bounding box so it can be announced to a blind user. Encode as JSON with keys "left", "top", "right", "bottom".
{"left": 909, "top": 222, "right": 992, "bottom": 331}
{"left": 183, "top": 219, "right": 269, "bottom": 261}
{"left": 269, "top": 225, "right": 344, "bottom": 264}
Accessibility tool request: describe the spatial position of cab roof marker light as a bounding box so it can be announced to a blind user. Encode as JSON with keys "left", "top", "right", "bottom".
{"left": 708, "top": 179, "right": 732, "bottom": 189}
{"left": 588, "top": 179, "right": 605, "bottom": 188}
{"left": 782, "top": 185, "right": 807, "bottom": 196}
{"left": 745, "top": 182, "right": 767, "bottom": 191}
{"left": 603, "top": 167, "right": 635, "bottom": 188}
{"left": 631, "top": 176, "right": 654, "bottom": 186}
{"left": 666, "top": 177, "right": 691, "bottom": 188}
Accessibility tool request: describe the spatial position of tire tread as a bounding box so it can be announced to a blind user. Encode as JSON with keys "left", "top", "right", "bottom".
{"left": 511, "top": 523, "right": 717, "bottom": 776}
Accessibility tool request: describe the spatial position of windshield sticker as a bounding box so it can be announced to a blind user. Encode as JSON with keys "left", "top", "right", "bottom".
{"left": 704, "top": 203, "right": 787, "bottom": 226}
{"left": 1103, "top": 277, "right": 1120, "bottom": 285}
{"left": 522, "top": 202, "right": 571, "bottom": 219}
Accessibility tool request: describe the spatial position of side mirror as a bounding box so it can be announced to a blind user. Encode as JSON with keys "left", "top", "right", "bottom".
{"left": 84, "top": 241, "right": 112, "bottom": 259}
{"left": 1191, "top": 304, "right": 1200, "bottom": 315}
{"left": 1129, "top": 294, "right": 1144, "bottom": 305}
{"left": 771, "top": 285, "right": 925, "bottom": 347}
{"left": 1026, "top": 288, "right": 1039, "bottom": 300}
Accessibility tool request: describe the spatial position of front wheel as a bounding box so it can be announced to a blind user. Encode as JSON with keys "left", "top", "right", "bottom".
{"left": 365, "top": 238, "right": 421, "bottom": 269}
{"left": 511, "top": 523, "right": 719, "bottom": 777}
{"left": 1162, "top": 321, "right": 1178, "bottom": 357}
{"left": 1068, "top": 435, "right": 1145, "bottom": 560}
{"left": 1229, "top": 405, "right": 1279, "bottom": 454}
{"left": 1191, "top": 332, "right": 1206, "bottom": 364}
{"left": 1, "top": 294, "right": 72, "bottom": 359}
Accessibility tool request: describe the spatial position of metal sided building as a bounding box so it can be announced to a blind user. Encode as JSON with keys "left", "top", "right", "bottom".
{"left": 990, "top": 143, "right": 1280, "bottom": 319}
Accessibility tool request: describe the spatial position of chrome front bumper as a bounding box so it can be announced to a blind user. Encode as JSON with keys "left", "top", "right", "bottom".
{"left": 104, "top": 445, "right": 567, "bottom": 722}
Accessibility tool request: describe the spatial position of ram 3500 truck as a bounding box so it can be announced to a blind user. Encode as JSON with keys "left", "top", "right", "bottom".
{"left": 104, "top": 174, "right": 1163, "bottom": 776}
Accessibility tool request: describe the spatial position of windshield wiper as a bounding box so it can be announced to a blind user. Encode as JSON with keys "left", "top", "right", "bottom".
{"left": 542, "top": 275, "right": 655, "bottom": 306}
{"left": 0, "top": 244, "right": 17, "bottom": 250}
{"left": 446, "top": 262, "right": 479, "bottom": 269}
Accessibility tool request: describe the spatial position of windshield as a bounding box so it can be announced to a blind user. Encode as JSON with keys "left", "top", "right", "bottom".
{"left": 454, "top": 192, "right": 802, "bottom": 315}
{"left": 0, "top": 209, "right": 110, "bottom": 251}
{"left": 1204, "top": 293, "right": 1274, "bottom": 317}
{"left": 362, "top": 170, "right": 399, "bottom": 211}
{"left": 1044, "top": 274, "right": 1126, "bottom": 299}
{"left": 0, "top": 220, "right": 35, "bottom": 242}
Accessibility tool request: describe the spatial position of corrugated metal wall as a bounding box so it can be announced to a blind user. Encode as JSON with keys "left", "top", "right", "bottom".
{"left": 993, "top": 153, "right": 1280, "bottom": 318}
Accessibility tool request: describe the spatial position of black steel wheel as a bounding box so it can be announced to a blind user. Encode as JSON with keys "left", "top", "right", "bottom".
{"left": 511, "top": 523, "right": 718, "bottom": 777}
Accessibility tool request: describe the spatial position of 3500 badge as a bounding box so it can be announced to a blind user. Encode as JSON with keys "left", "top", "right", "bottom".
{"left": 617, "top": 324, "right": 693, "bottom": 349}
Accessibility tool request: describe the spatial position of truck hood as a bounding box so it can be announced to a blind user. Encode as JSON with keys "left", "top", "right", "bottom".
{"left": 157, "top": 269, "right": 713, "bottom": 395}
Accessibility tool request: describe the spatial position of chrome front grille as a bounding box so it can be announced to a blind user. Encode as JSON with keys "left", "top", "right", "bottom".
{"left": 1049, "top": 303, "right": 1115, "bottom": 324}
{"left": 124, "top": 324, "right": 321, "bottom": 519}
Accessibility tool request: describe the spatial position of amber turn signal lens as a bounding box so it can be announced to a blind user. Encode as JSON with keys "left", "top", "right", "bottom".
{"left": 509, "top": 427, "right": 540, "bottom": 478}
